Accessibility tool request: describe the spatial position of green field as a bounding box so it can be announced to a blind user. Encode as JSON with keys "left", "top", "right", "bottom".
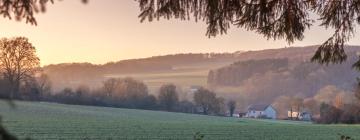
{"left": 0, "top": 101, "right": 360, "bottom": 140}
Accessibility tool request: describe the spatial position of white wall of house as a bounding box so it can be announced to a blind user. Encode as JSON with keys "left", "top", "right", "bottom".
{"left": 246, "top": 110, "right": 265, "bottom": 118}
{"left": 288, "top": 111, "right": 312, "bottom": 121}
{"left": 288, "top": 111, "right": 300, "bottom": 118}
{"left": 264, "top": 106, "right": 276, "bottom": 119}
{"left": 246, "top": 106, "right": 277, "bottom": 119}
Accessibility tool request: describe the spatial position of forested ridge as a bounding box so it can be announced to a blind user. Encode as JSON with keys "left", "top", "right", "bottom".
{"left": 208, "top": 46, "right": 360, "bottom": 106}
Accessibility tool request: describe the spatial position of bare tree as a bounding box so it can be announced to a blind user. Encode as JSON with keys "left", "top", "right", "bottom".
{"left": 158, "top": 84, "right": 179, "bottom": 111}
{"left": 334, "top": 94, "right": 344, "bottom": 109}
{"left": 290, "top": 97, "right": 304, "bottom": 120}
{"left": 35, "top": 73, "right": 52, "bottom": 96}
{"left": 303, "top": 98, "right": 320, "bottom": 116}
{"left": 227, "top": 100, "right": 236, "bottom": 117}
{"left": 0, "top": 37, "right": 40, "bottom": 99}
{"left": 102, "top": 78, "right": 118, "bottom": 97}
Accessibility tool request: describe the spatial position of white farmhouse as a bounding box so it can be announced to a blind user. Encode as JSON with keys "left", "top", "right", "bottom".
{"left": 246, "top": 104, "right": 277, "bottom": 119}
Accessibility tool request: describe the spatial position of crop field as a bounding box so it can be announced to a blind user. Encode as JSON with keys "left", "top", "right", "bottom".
{"left": 1, "top": 101, "right": 360, "bottom": 140}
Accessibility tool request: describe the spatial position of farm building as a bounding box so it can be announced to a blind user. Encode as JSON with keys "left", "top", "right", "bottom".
{"left": 188, "top": 85, "right": 202, "bottom": 94}
{"left": 246, "top": 104, "right": 277, "bottom": 119}
{"left": 288, "top": 111, "right": 312, "bottom": 121}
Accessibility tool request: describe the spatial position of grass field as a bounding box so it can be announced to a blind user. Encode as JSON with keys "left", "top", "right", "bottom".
{"left": 1, "top": 101, "right": 360, "bottom": 140}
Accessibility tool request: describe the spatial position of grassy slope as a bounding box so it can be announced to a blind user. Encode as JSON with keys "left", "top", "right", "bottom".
{"left": 0, "top": 101, "right": 359, "bottom": 140}
{"left": 107, "top": 70, "right": 209, "bottom": 94}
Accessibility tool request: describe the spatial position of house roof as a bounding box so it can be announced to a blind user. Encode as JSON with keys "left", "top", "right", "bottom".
{"left": 247, "top": 104, "right": 271, "bottom": 111}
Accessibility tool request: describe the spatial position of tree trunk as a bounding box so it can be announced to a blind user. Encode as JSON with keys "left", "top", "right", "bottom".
{"left": 203, "top": 106, "right": 208, "bottom": 115}
{"left": 8, "top": 80, "right": 14, "bottom": 99}
{"left": 13, "top": 81, "right": 20, "bottom": 98}
{"left": 297, "top": 105, "right": 301, "bottom": 120}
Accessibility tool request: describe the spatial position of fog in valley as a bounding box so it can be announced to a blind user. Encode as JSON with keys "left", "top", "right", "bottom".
{"left": 41, "top": 45, "right": 360, "bottom": 118}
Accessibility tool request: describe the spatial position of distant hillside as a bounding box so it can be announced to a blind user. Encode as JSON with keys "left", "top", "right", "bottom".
{"left": 208, "top": 46, "right": 360, "bottom": 105}
{"left": 43, "top": 53, "right": 243, "bottom": 91}
{"left": 43, "top": 46, "right": 360, "bottom": 96}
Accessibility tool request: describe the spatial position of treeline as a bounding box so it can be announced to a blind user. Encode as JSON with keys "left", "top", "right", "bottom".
{"left": 316, "top": 83, "right": 360, "bottom": 124}
{"left": 0, "top": 76, "right": 233, "bottom": 116}
{"left": 271, "top": 84, "right": 360, "bottom": 124}
{"left": 209, "top": 55, "right": 360, "bottom": 106}
{"left": 208, "top": 58, "right": 289, "bottom": 86}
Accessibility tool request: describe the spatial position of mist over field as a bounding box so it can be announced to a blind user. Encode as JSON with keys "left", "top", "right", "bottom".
{"left": 42, "top": 46, "right": 360, "bottom": 116}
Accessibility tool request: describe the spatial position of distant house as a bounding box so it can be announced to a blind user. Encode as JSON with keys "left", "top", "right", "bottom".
{"left": 185, "top": 86, "right": 202, "bottom": 102}
{"left": 232, "top": 113, "right": 240, "bottom": 118}
{"left": 288, "top": 111, "right": 312, "bottom": 121}
{"left": 246, "top": 104, "right": 277, "bottom": 119}
{"left": 188, "top": 86, "right": 202, "bottom": 94}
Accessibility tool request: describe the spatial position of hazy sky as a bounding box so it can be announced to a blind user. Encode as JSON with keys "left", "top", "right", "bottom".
{"left": 1, "top": 0, "right": 360, "bottom": 66}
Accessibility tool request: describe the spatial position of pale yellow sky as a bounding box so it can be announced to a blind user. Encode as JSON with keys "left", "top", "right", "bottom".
{"left": 0, "top": 0, "right": 359, "bottom": 66}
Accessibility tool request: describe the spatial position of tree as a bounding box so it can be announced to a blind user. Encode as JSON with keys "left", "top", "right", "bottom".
{"left": 102, "top": 78, "right": 118, "bottom": 97}
{"left": 193, "top": 87, "right": 219, "bottom": 115}
{"left": 158, "top": 84, "right": 179, "bottom": 111}
{"left": 102, "top": 77, "right": 148, "bottom": 99}
{"left": 334, "top": 94, "right": 344, "bottom": 109}
{"left": 319, "top": 102, "right": 342, "bottom": 124}
{"left": 177, "top": 100, "right": 196, "bottom": 113}
{"left": 0, "top": 78, "right": 10, "bottom": 98}
{"left": 212, "top": 97, "right": 226, "bottom": 116}
{"left": 75, "top": 85, "right": 90, "bottom": 97}
{"left": 227, "top": 100, "right": 236, "bottom": 117}
{"left": 118, "top": 77, "right": 148, "bottom": 99}
{"left": 303, "top": 98, "right": 320, "bottom": 116}
{"left": 19, "top": 77, "right": 41, "bottom": 100}
{"left": 0, "top": 37, "right": 40, "bottom": 99}
{"left": 35, "top": 73, "right": 52, "bottom": 97}
{"left": 290, "top": 97, "right": 304, "bottom": 120}
{"left": 272, "top": 96, "right": 292, "bottom": 119}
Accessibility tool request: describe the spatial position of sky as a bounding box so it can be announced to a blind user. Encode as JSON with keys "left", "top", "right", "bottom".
{"left": 1, "top": 0, "right": 360, "bottom": 66}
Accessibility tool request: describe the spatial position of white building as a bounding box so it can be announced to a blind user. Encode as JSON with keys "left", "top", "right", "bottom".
{"left": 188, "top": 86, "right": 202, "bottom": 94}
{"left": 288, "top": 111, "right": 312, "bottom": 121}
{"left": 246, "top": 104, "right": 277, "bottom": 119}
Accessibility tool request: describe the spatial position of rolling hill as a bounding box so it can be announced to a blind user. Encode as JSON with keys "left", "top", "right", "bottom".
{"left": 43, "top": 46, "right": 360, "bottom": 98}
{"left": 43, "top": 52, "right": 244, "bottom": 93}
